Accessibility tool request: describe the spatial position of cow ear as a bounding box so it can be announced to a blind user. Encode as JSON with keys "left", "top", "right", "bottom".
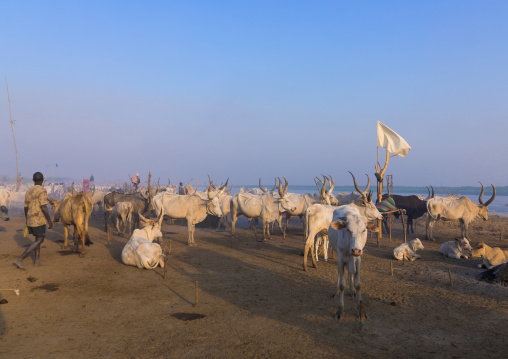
{"left": 330, "top": 221, "right": 346, "bottom": 230}
{"left": 367, "top": 223, "right": 379, "bottom": 232}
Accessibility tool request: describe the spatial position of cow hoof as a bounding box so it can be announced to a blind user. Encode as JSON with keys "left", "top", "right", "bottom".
{"left": 335, "top": 312, "right": 344, "bottom": 321}
{"left": 79, "top": 253, "right": 85, "bottom": 258}
{"left": 62, "top": 246, "right": 68, "bottom": 250}
{"left": 188, "top": 243, "right": 197, "bottom": 247}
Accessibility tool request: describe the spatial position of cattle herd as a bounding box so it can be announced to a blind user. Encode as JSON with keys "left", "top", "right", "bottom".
{"left": 0, "top": 172, "right": 507, "bottom": 321}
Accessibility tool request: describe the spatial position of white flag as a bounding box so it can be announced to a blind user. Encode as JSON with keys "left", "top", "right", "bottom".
{"left": 377, "top": 121, "right": 411, "bottom": 157}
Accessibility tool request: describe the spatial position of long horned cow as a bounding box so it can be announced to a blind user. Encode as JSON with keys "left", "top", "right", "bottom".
{"left": 426, "top": 182, "right": 496, "bottom": 241}
{"left": 152, "top": 179, "right": 229, "bottom": 246}
{"left": 230, "top": 177, "right": 297, "bottom": 241}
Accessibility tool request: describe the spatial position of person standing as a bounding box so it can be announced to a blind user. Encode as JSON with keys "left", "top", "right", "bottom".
{"left": 14, "top": 172, "right": 53, "bottom": 269}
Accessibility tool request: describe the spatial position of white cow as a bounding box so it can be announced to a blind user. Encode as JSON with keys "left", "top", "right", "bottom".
{"left": 439, "top": 237, "right": 473, "bottom": 259}
{"left": 328, "top": 205, "right": 379, "bottom": 320}
{"left": 0, "top": 188, "right": 10, "bottom": 221}
{"left": 393, "top": 238, "right": 424, "bottom": 261}
{"left": 121, "top": 211, "right": 164, "bottom": 269}
{"left": 302, "top": 173, "right": 382, "bottom": 271}
{"left": 471, "top": 242, "right": 508, "bottom": 269}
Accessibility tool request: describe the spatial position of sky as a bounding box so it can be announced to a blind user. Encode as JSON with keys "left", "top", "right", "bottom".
{"left": 1, "top": 1, "right": 507, "bottom": 187}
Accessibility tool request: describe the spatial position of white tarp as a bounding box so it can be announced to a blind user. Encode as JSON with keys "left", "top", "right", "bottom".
{"left": 377, "top": 121, "right": 411, "bottom": 157}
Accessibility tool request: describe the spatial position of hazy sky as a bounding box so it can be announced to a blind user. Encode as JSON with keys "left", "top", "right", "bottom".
{"left": 1, "top": 1, "right": 507, "bottom": 187}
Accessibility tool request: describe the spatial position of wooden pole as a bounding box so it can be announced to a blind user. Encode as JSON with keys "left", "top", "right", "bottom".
{"left": 390, "top": 261, "right": 393, "bottom": 276}
{"left": 5, "top": 78, "right": 21, "bottom": 191}
{"left": 194, "top": 281, "right": 199, "bottom": 307}
{"left": 400, "top": 209, "right": 407, "bottom": 243}
{"left": 448, "top": 268, "right": 453, "bottom": 286}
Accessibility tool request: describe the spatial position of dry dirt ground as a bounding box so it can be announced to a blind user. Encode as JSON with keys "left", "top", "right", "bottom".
{"left": 1, "top": 210, "right": 507, "bottom": 359}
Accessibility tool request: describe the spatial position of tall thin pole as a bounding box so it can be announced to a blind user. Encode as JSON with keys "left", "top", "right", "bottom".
{"left": 5, "top": 78, "right": 21, "bottom": 191}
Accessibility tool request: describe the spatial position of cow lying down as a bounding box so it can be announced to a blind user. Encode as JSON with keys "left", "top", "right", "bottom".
{"left": 393, "top": 238, "right": 424, "bottom": 261}
{"left": 121, "top": 211, "right": 165, "bottom": 270}
{"left": 439, "top": 237, "right": 472, "bottom": 259}
{"left": 471, "top": 242, "right": 508, "bottom": 269}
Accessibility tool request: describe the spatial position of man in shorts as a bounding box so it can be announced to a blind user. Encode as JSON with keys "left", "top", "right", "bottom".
{"left": 14, "top": 172, "right": 53, "bottom": 269}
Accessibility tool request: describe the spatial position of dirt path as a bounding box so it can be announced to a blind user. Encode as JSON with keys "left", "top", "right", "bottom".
{"left": 1, "top": 213, "right": 507, "bottom": 358}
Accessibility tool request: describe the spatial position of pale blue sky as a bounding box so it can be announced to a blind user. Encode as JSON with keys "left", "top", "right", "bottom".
{"left": 1, "top": 1, "right": 507, "bottom": 187}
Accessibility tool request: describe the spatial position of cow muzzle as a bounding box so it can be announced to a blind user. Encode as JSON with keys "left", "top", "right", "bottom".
{"left": 351, "top": 249, "right": 362, "bottom": 257}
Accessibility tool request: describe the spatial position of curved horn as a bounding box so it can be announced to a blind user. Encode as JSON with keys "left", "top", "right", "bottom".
{"left": 430, "top": 185, "right": 435, "bottom": 198}
{"left": 283, "top": 177, "right": 288, "bottom": 196}
{"left": 315, "top": 176, "right": 325, "bottom": 185}
{"left": 259, "top": 178, "right": 267, "bottom": 193}
{"left": 192, "top": 178, "right": 199, "bottom": 193}
{"left": 71, "top": 182, "right": 75, "bottom": 194}
{"left": 207, "top": 174, "right": 216, "bottom": 189}
{"left": 314, "top": 178, "right": 322, "bottom": 193}
{"left": 218, "top": 178, "right": 229, "bottom": 197}
{"left": 278, "top": 177, "right": 284, "bottom": 198}
{"left": 187, "top": 178, "right": 192, "bottom": 186}
{"left": 328, "top": 175, "right": 335, "bottom": 195}
{"left": 426, "top": 186, "right": 431, "bottom": 199}
{"left": 478, "top": 182, "right": 485, "bottom": 205}
{"left": 156, "top": 209, "right": 163, "bottom": 223}
{"left": 138, "top": 211, "right": 150, "bottom": 223}
{"left": 167, "top": 179, "right": 171, "bottom": 187}
{"left": 269, "top": 178, "right": 277, "bottom": 192}
{"left": 348, "top": 171, "right": 365, "bottom": 195}
{"left": 207, "top": 185, "right": 213, "bottom": 200}
{"left": 479, "top": 182, "right": 496, "bottom": 206}
{"left": 316, "top": 178, "right": 326, "bottom": 199}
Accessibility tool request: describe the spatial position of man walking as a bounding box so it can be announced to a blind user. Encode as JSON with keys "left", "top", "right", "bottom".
{"left": 14, "top": 172, "right": 53, "bottom": 269}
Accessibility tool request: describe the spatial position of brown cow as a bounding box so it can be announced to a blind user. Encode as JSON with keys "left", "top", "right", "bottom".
{"left": 48, "top": 192, "right": 93, "bottom": 257}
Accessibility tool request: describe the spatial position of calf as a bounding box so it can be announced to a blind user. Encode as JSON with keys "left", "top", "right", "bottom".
{"left": 439, "top": 237, "right": 472, "bottom": 259}
{"left": 105, "top": 202, "right": 134, "bottom": 245}
{"left": 393, "top": 238, "right": 424, "bottom": 261}
{"left": 328, "top": 205, "right": 379, "bottom": 320}
{"left": 471, "top": 242, "right": 508, "bottom": 269}
{"left": 121, "top": 211, "right": 164, "bottom": 269}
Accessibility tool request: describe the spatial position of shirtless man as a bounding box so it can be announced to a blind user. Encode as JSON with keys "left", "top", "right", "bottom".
{"left": 14, "top": 172, "right": 53, "bottom": 269}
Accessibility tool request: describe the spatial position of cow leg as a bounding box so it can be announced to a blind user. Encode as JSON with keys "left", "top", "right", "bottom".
{"left": 63, "top": 226, "right": 69, "bottom": 250}
{"left": 335, "top": 262, "right": 346, "bottom": 320}
{"left": 353, "top": 259, "right": 365, "bottom": 319}
{"left": 104, "top": 210, "right": 110, "bottom": 231}
{"left": 187, "top": 221, "right": 197, "bottom": 246}
{"left": 426, "top": 215, "right": 437, "bottom": 241}
{"left": 303, "top": 232, "right": 318, "bottom": 271}
{"left": 230, "top": 212, "right": 238, "bottom": 238}
{"left": 323, "top": 234, "right": 329, "bottom": 262}
{"left": 407, "top": 217, "right": 413, "bottom": 234}
{"left": 115, "top": 217, "right": 121, "bottom": 236}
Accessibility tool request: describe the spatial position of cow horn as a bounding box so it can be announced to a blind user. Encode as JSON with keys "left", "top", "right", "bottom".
{"left": 207, "top": 184, "right": 214, "bottom": 200}
{"left": 156, "top": 209, "right": 163, "bottom": 223}
{"left": 218, "top": 178, "right": 229, "bottom": 197}
{"left": 349, "top": 171, "right": 368, "bottom": 196}
{"left": 479, "top": 182, "right": 496, "bottom": 206}
{"left": 138, "top": 211, "right": 150, "bottom": 223}
{"left": 283, "top": 177, "right": 288, "bottom": 196}
{"left": 430, "top": 185, "right": 435, "bottom": 198}
{"left": 167, "top": 179, "right": 171, "bottom": 187}
{"left": 315, "top": 176, "right": 325, "bottom": 185}
{"left": 316, "top": 178, "right": 326, "bottom": 199}
{"left": 270, "top": 178, "right": 277, "bottom": 192}
{"left": 71, "top": 182, "right": 75, "bottom": 194}
{"left": 314, "top": 178, "right": 322, "bottom": 194}
{"left": 426, "top": 186, "right": 431, "bottom": 199}
{"left": 328, "top": 175, "right": 335, "bottom": 195}
{"left": 207, "top": 174, "right": 216, "bottom": 189}
{"left": 278, "top": 178, "right": 284, "bottom": 198}
{"left": 192, "top": 178, "right": 199, "bottom": 193}
{"left": 259, "top": 178, "right": 266, "bottom": 193}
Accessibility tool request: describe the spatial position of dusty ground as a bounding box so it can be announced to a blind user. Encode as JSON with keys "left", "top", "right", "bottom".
{"left": 0, "top": 210, "right": 507, "bottom": 359}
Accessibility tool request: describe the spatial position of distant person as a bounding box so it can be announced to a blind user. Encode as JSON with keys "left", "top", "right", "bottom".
{"left": 90, "top": 174, "right": 94, "bottom": 185}
{"left": 131, "top": 172, "right": 141, "bottom": 191}
{"left": 14, "top": 172, "right": 53, "bottom": 269}
{"left": 178, "top": 182, "right": 186, "bottom": 195}
{"left": 83, "top": 178, "right": 90, "bottom": 192}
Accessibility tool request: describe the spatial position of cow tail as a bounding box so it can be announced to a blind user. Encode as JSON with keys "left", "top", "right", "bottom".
{"left": 426, "top": 199, "right": 437, "bottom": 220}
